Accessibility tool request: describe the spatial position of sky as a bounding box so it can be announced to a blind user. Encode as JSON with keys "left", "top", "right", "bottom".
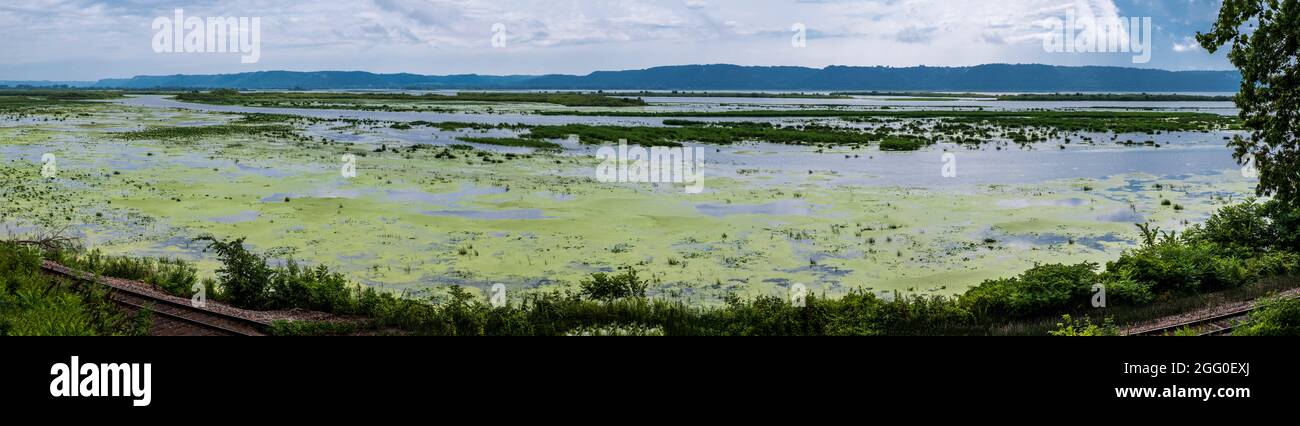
{"left": 0, "top": 0, "right": 1233, "bottom": 81}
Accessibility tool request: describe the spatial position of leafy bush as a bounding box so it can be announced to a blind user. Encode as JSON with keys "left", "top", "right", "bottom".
{"left": 1184, "top": 200, "right": 1278, "bottom": 257}
{"left": 1245, "top": 251, "right": 1300, "bottom": 278}
{"left": 266, "top": 260, "right": 355, "bottom": 312}
{"left": 1261, "top": 201, "right": 1300, "bottom": 253}
{"left": 0, "top": 240, "right": 41, "bottom": 277}
{"left": 1104, "top": 230, "right": 1243, "bottom": 295}
{"left": 579, "top": 268, "right": 648, "bottom": 301}
{"left": 1233, "top": 297, "right": 1300, "bottom": 336}
{"left": 268, "top": 320, "right": 362, "bottom": 336}
{"left": 194, "top": 237, "right": 358, "bottom": 312}
{"left": 960, "top": 263, "right": 1099, "bottom": 320}
{"left": 1185, "top": 199, "right": 1300, "bottom": 256}
{"left": 196, "top": 236, "right": 274, "bottom": 308}
{"left": 1048, "top": 315, "right": 1118, "bottom": 336}
{"left": 1099, "top": 274, "right": 1156, "bottom": 305}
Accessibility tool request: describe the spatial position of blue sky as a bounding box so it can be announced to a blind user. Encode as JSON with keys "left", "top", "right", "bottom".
{"left": 0, "top": 0, "right": 1233, "bottom": 81}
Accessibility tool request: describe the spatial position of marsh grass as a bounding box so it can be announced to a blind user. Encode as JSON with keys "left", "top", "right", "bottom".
{"left": 458, "top": 137, "right": 561, "bottom": 150}
{"left": 49, "top": 249, "right": 206, "bottom": 298}
{"left": 524, "top": 122, "right": 927, "bottom": 148}
{"left": 543, "top": 110, "right": 1237, "bottom": 133}
{"left": 609, "top": 91, "right": 850, "bottom": 99}
{"left": 175, "top": 91, "right": 647, "bottom": 108}
{"left": 114, "top": 124, "right": 296, "bottom": 140}
{"left": 830, "top": 92, "right": 1233, "bottom": 102}
{"left": 0, "top": 90, "right": 123, "bottom": 101}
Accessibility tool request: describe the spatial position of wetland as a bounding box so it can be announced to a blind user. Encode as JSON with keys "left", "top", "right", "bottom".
{"left": 0, "top": 90, "right": 1258, "bottom": 305}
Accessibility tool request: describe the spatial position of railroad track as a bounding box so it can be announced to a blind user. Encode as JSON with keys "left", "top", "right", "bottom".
{"left": 1132, "top": 310, "right": 1253, "bottom": 336}
{"left": 40, "top": 261, "right": 268, "bottom": 336}
{"left": 1128, "top": 294, "right": 1299, "bottom": 337}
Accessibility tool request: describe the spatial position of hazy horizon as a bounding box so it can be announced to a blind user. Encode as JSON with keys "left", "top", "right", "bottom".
{"left": 0, "top": 63, "right": 1244, "bottom": 86}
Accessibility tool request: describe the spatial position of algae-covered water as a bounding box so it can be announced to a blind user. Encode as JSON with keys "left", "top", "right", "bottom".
{"left": 0, "top": 95, "right": 1257, "bottom": 303}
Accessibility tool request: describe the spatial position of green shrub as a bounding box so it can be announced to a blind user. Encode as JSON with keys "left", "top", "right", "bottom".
{"left": 70, "top": 251, "right": 200, "bottom": 297}
{"left": 268, "top": 320, "right": 362, "bottom": 336}
{"left": 0, "top": 242, "right": 150, "bottom": 336}
{"left": 1245, "top": 251, "right": 1300, "bottom": 278}
{"left": 267, "top": 260, "right": 355, "bottom": 312}
{"left": 1100, "top": 274, "right": 1156, "bottom": 305}
{"left": 1233, "top": 297, "right": 1300, "bottom": 336}
{"left": 1104, "top": 232, "right": 1240, "bottom": 294}
{"left": 0, "top": 241, "right": 41, "bottom": 276}
{"left": 1262, "top": 201, "right": 1300, "bottom": 253}
{"left": 579, "top": 268, "right": 648, "bottom": 301}
{"left": 1048, "top": 314, "right": 1119, "bottom": 336}
{"left": 195, "top": 236, "right": 274, "bottom": 308}
{"left": 1184, "top": 200, "right": 1277, "bottom": 257}
{"left": 960, "top": 262, "right": 1099, "bottom": 320}
{"left": 878, "top": 137, "right": 928, "bottom": 151}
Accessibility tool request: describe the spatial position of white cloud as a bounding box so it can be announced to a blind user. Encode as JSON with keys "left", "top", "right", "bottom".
{"left": 0, "top": 0, "right": 1226, "bottom": 80}
{"left": 1172, "top": 36, "right": 1201, "bottom": 52}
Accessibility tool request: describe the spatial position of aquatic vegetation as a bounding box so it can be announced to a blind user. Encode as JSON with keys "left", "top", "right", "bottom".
{"left": 608, "top": 91, "right": 851, "bottom": 99}
{"left": 878, "top": 137, "right": 928, "bottom": 151}
{"left": 831, "top": 91, "right": 1234, "bottom": 102}
{"left": 0, "top": 91, "right": 120, "bottom": 118}
{"left": 993, "top": 93, "right": 1234, "bottom": 102}
{"left": 174, "top": 90, "right": 648, "bottom": 108}
{"left": 458, "top": 137, "right": 561, "bottom": 150}
{"left": 118, "top": 200, "right": 1300, "bottom": 336}
{"left": 410, "top": 121, "right": 518, "bottom": 131}
{"left": 0, "top": 93, "right": 1263, "bottom": 317}
{"left": 832, "top": 91, "right": 998, "bottom": 98}
{"left": 114, "top": 124, "right": 297, "bottom": 140}
{"left": 60, "top": 195, "right": 1298, "bottom": 336}
{"left": 542, "top": 109, "right": 1238, "bottom": 133}
{"left": 0, "top": 90, "right": 124, "bottom": 101}
{"left": 524, "top": 122, "right": 919, "bottom": 147}
{"left": 451, "top": 92, "right": 648, "bottom": 107}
